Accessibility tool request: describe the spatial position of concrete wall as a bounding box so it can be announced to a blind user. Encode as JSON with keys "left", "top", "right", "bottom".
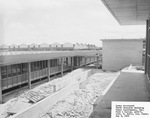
{"left": 102, "top": 39, "right": 143, "bottom": 71}
{"left": 11, "top": 82, "right": 79, "bottom": 118}
{"left": 11, "top": 68, "right": 92, "bottom": 118}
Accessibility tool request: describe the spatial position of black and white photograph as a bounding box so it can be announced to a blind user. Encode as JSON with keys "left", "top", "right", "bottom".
{"left": 0, "top": 0, "right": 150, "bottom": 118}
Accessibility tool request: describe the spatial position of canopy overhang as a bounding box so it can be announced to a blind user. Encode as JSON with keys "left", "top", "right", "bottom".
{"left": 101, "top": 0, "right": 150, "bottom": 25}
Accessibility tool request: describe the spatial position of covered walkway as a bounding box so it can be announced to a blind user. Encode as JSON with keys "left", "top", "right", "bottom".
{"left": 89, "top": 69, "right": 150, "bottom": 118}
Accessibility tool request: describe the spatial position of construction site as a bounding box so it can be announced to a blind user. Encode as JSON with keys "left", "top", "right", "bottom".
{"left": 0, "top": 0, "right": 150, "bottom": 118}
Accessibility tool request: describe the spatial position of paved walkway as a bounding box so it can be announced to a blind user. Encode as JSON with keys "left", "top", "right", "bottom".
{"left": 89, "top": 70, "right": 150, "bottom": 118}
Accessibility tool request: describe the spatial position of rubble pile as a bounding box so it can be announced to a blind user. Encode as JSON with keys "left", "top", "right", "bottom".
{"left": 41, "top": 71, "right": 120, "bottom": 118}
{"left": 0, "top": 69, "right": 120, "bottom": 118}
{"left": 25, "top": 83, "right": 54, "bottom": 98}
{"left": 0, "top": 69, "right": 85, "bottom": 118}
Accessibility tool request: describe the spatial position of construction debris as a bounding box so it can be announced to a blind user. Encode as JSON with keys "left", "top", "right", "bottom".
{"left": 0, "top": 69, "right": 120, "bottom": 118}
{"left": 41, "top": 71, "right": 120, "bottom": 118}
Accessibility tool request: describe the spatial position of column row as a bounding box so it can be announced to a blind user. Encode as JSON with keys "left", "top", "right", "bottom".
{"left": 0, "top": 56, "right": 100, "bottom": 103}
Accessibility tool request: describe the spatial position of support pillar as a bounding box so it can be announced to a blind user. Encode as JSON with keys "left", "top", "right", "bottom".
{"left": 145, "top": 19, "right": 150, "bottom": 74}
{"left": 61, "top": 57, "right": 64, "bottom": 76}
{"left": 71, "top": 57, "right": 74, "bottom": 71}
{"left": 96, "top": 56, "right": 99, "bottom": 69}
{"left": 85, "top": 57, "right": 87, "bottom": 66}
{"left": 89, "top": 57, "right": 91, "bottom": 64}
{"left": 145, "top": 20, "right": 149, "bottom": 74}
{"left": 0, "top": 67, "right": 2, "bottom": 104}
{"left": 77, "top": 57, "right": 79, "bottom": 67}
{"left": 28, "top": 62, "right": 31, "bottom": 89}
{"left": 47, "top": 60, "right": 50, "bottom": 82}
{"left": 78, "top": 57, "right": 80, "bottom": 67}
{"left": 147, "top": 19, "right": 150, "bottom": 77}
{"left": 82, "top": 57, "right": 84, "bottom": 66}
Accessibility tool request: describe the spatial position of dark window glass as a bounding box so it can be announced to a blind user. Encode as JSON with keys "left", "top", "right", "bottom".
{"left": 7, "top": 65, "right": 12, "bottom": 77}
{"left": 54, "top": 59, "right": 56, "bottom": 67}
{"left": 22, "top": 63, "right": 27, "bottom": 74}
{"left": 42, "top": 61, "right": 45, "bottom": 69}
{"left": 40, "top": 61, "right": 43, "bottom": 69}
{"left": 1, "top": 66, "right": 7, "bottom": 79}
{"left": 17, "top": 64, "right": 21, "bottom": 75}
{"left": 12, "top": 64, "right": 17, "bottom": 76}
{"left": 31, "top": 62, "right": 34, "bottom": 72}
{"left": 34, "top": 62, "right": 37, "bottom": 71}
{"left": 50, "top": 60, "right": 53, "bottom": 67}
{"left": 37, "top": 61, "right": 40, "bottom": 70}
{"left": 45, "top": 60, "right": 48, "bottom": 68}
{"left": 64, "top": 58, "right": 67, "bottom": 65}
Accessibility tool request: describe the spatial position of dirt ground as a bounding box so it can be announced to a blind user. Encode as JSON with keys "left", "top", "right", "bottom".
{"left": 0, "top": 68, "right": 120, "bottom": 118}
{"left": 40, "top": 69, "right": 120, "bottom": 118}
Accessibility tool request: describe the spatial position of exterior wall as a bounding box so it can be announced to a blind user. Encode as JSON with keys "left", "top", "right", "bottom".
{"left": 51, "top": 43, "right": 61, "bottom": 47}
{"left": 40, "top": 43, "right": 49, "bottom": 48}
{"left": 63, "top": 43, "right": 74, "bottom": 48}
{"left": 20, "top": 44, "right": 28, "bottom": 48}
{"left": 29, "top": 43, "right": 39, "bottom": 48}
{"left": 145, "top": 19, "right": 150, "bottom": 79}
{"left": 102, "top": 39, "right": 143, "bottom": 71}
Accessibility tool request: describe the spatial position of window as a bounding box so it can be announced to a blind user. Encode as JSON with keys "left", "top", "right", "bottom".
{"left": 37, "top": 61, "right": 40, "bottom": 70}
{"left": 22, "top": 63, "right": 27, "bottom": 74}
{"left": 31, "top": 62, "right": 34, "bottom": 72}
{"left": 42, "top": 60, "right": 47, "bottom": 69}
{"left": 1, "top": 66, "right": 7, "bottom": 79}
{"left": 40, "top": 61, "right": 43, "bottom": 70}
{"left": 12, "top": 64, "right": 17, "bottom": 76}
{"left": 7, "top": 65, "right": 12, "bottom": 77}
{"left": 17, "top": 64, "right": 21, "bottom": 75}
{"left": 33, "top": 62, "right": 37, "bottom": 71}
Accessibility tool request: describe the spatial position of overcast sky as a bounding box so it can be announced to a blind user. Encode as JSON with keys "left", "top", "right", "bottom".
{"left": 0, "top": 0, "right": 146, "bottom": 46}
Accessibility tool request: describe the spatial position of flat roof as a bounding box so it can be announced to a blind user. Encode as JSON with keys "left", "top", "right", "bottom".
{"left": 101, "top": 0, "right": 150, "bottom": 25}
{"left": 101, "top": 38, "right": 144, "bottom": 41}
{"left": 0, "top": 50, "right": 101, "bottom": 66}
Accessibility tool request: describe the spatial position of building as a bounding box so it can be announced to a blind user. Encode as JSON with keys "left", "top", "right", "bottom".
{"left": 100, "top": 0, "right": 150, "bottom": 78}
{"left": 102, "top": 39, "right": 143, "bottom": 71}
{"left": 89, "top": 0, "right": 150, "bottom": 118}
{"left": 0, "top": 49, "right": 102, "bottom": 103}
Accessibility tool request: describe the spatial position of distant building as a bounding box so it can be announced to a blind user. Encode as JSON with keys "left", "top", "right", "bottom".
{"left": 102, "top": 39, "right": 144, "bottom": 71}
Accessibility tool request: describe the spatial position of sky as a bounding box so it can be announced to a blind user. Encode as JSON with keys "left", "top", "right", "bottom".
{"left": 0, "top": 0, "right": 146, "bottom": 47}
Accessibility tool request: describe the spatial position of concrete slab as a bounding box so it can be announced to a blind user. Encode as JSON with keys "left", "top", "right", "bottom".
{"left": 90, "top": 70, "right": 150, "bottom": 118}
{"left": 8, "top": 101, "right": 32, "bottom": 114}
{"left": 11, "top": 82, "right": 79, "bottom": 118}
{"left": 53, "top": 69, "right": 91, "bottom": 92}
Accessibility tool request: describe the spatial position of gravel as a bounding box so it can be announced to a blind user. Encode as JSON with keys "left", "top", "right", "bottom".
{"left": 40, "top": 70, "right": 120, "bottom": 118}
{"left": 0, "top": 68, "right": 85, "bottom": 118}
{"left": 0, "top": 69, "right": 120, "bottom": 118}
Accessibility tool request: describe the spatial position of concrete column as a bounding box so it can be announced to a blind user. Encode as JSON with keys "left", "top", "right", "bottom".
{"left": 82, "top": 57, "right": 84, "bottom": 66}
{"left": 145, "top": 20, "right": 149, "bottom": 74}
{"left": 148, "top": 19, "right": 150, "bottom": 76}
{"left": 76, "top": 57, "right": 78, "bottom": 67}
{"left": 28, "top": 62, "right": 31, "bottom": 89}
{"left": 71, "top": 57, "right": 74, "bottom": 71}
{"left": 0, "top": 66, "right": 2, "bottom": 104}
{"left": 96, "top": 56, "right": 99, "bottom": 69}
{"left": 89, "top": 57, "right": 91, "bottom": 64}
{"left": 47, "top": 60, "right": 50, "bottom": 82}
{"left": 145, "top": 20, "right": 150, "bottom": 74}
{"left": 75, "top": 57, "right": 78, "bottom": 68}
{"left": 78, "top": 57, "right": 80, "bottom": 67}
{"left": 35, "top": 61, "right": 38, "bottom": 80}
{"left": 61, "top": 57, "right": 64, "bottom": 76}
{"left": 85, "top": 57, "right": 87, "bottom": 66}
